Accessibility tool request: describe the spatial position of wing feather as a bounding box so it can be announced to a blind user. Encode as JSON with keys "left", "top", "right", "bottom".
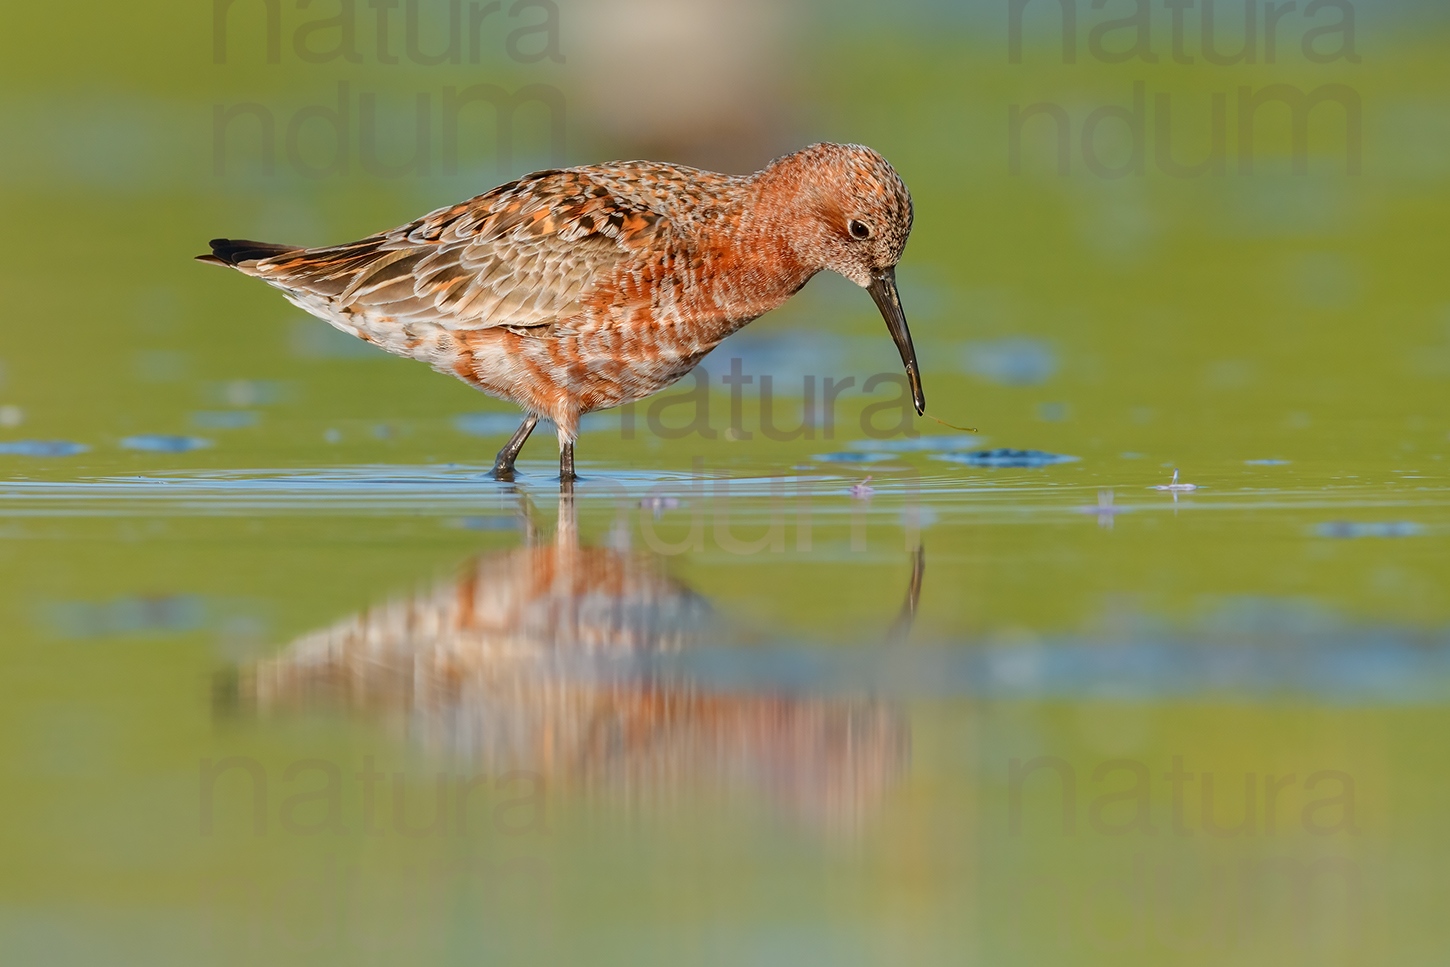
{"left": 248, "top": 168, "right": 666, "bottom": 332}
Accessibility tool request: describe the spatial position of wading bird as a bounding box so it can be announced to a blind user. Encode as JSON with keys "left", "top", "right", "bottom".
{"left": 198, "top": 143, "right": 923, "bottom": 483}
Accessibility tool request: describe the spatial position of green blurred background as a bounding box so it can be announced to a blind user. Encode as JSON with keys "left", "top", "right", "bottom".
{"left": 1, "top": 1, "right": 1448, "bottom": 963}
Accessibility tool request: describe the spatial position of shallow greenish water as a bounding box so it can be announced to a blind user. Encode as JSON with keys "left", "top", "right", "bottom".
{"left": 5, "top": 450, "right": 1448, "bottom": 963}
{"left": 4, "top": 0, "right": 1450, "bottom": 963}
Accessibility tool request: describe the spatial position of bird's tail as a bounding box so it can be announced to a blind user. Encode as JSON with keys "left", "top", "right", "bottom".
{"left": 195, "top": 238, "right": 300, "bottom": 268}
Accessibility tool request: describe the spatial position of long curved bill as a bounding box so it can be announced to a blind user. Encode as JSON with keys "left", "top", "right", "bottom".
{"left": 868, "top": 268, "right": 926, "bottom": 415}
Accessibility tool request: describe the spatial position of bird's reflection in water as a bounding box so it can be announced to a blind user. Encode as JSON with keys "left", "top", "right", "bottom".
{"left": 242, "top": 492, "right": 919, "bottom": 832}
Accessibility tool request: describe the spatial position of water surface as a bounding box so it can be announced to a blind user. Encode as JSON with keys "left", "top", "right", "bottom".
{"left": 3, "top": 1, "right": 1449, "bottom": 963}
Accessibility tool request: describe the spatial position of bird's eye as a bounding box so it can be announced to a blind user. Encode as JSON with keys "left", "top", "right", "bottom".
{"left": 848, "top": 219, "right": 872, "bottom": 240}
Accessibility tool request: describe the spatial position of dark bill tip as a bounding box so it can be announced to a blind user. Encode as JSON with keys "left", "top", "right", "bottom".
{"left": 867, "top": 269, "right": 926, "bottom": 416}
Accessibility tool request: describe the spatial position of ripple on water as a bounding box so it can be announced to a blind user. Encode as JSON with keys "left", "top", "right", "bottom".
{"left": 0, "top": 440, "right": 89, "bottom": 457}
{"left": 933, "top": 448, "right": 1080, "bottom": 469}
{"left": 122, "top": 435, "right": 213, "bottom": 453}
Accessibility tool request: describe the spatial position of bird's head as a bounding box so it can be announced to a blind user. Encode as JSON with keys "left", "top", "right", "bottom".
{"left": 769, "top": 142, "right": 922, "bottom": 414}
{"left": 788, "top": 142, "right": 914, "bottom": 287}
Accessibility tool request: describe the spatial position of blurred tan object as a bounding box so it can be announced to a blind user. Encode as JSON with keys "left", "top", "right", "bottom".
{"left": 243, "top": 492, "right": 917, "bottom": 832}
{"left": 565, "top": 0, "right": 795, "bottom": 168}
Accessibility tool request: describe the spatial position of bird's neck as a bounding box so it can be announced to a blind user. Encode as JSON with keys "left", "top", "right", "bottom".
{"left": 696, "top": 164, "right": 824, "bottom": 323}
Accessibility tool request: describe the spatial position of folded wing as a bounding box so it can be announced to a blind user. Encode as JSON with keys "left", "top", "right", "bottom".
{"left": 236, "top": 168, "right": 666, "bottom": 332}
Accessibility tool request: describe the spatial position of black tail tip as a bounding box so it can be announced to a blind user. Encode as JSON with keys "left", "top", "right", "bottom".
{"left": 197, "top": 238, "right": 296, "bottom": 266}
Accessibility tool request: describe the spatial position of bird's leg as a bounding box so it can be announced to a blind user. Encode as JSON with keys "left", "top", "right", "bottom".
{"left": 559, "top": 440, "right": 576, "bottom": 486}
{"left": 555, "top": 413, "right": 579, "bottom": 487}
{"left": 491, "top": 414, "right": 539, "bottom": 480}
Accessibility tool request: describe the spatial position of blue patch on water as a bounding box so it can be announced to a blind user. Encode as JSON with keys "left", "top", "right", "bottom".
{"left": 454, "top": 412, "right": 617, "bottom": 436}
{"left": 663, "top": 618, "right": 1450, "bottom": 703}
{"left": 718, "top": 636, "right": 1448, "bottom": 701}
{"left": 0, "top": 440, "right": 89, "bottom": 457}
{"left": 121, "top": 435, "right": 213, "bottom": 453}
{"left": 454, "top": 515, "right": 522, "bottom": 532}
{"left": 191, "top": 410, "right": 259, "bottom": 430}
{"left": 961, "top": 338, "right": 1058, "bottom": 386}
{"left": 455, "top": 413, "right": 527, "bottom": 436}
{"left": 207, "top": 380, "right": 287, "bottom": 407}
{"left": 851, "top": 434, "right": 983, "bottom": 452}
{"left": 290, "top": 319, "right": 388, "bottom": 359}
{"left": 47, "top": 594, "right": 207, "bottom": 638}
{"left": 1315, "top": 521, "right": 1423, "bottom": 539}
{"left": 934, "top": 448, "right": 1080, "bottom": 468}
{"left": 698, "top": 332, "right": 856, "bottom": 394}
{"left": 812, "top": 452, "right": 895, "bottom": 464}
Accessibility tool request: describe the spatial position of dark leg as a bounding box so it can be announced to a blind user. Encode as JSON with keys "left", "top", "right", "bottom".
{"left": 886, "top": 544, "right": 926, "bottom": 645}
{"left": 491, "top": 414, "right": 539, "bottom": 479}
{"left": 559, "top": 440, "right": 576, "bottom": 484}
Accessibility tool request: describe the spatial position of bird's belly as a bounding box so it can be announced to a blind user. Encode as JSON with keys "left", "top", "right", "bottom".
{"left": 458, "top": 321, "right": 735, "bottom": 416}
